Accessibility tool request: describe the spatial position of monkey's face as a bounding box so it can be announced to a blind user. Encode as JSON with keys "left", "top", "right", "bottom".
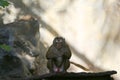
{"left": 53, "top": 37, "right": 65, "bottom": 49}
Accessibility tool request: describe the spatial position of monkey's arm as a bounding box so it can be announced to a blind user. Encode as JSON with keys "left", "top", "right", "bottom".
{"left": 62, "top": 45, "right": 71, "bottom": 59}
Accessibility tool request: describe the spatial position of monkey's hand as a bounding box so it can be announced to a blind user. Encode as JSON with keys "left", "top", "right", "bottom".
{"left": 53, "top": 57, "right": 63, "bottom": 67}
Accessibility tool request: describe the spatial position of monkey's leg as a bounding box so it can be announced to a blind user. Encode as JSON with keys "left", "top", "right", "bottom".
{"left": 59, "top": 59, "right": 70, "bottom": 72}
{"left": 47, "top": 59, "right": 54, "bottom": 73}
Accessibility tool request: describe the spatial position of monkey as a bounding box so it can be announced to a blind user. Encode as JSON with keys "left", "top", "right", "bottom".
{"left": 46, "top": 37, "right": 71, "bottom": 73}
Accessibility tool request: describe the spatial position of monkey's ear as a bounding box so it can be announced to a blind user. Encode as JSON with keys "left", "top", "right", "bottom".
{"left": 63, "top": 37, "right": 65, "bottom": 41}
{"left": 53, "top": 37, "right": 57, "bottom": 44}
{"left": 61, "top": 36, "right": 65, "bottom": 40}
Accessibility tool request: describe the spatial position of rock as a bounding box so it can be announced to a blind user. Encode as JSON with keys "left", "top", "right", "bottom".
{"left": 0, "top": 16, "right": 46, "bottom": 79}
{"left": 0, "top": 54, "right": 31, "bottom": 77}
{"left": 25, "top": 70, "right": 117, "bottom": 80}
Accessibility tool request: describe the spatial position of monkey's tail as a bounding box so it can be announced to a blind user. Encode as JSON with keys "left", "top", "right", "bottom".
{"left": 70, "top": 61, "right": 90, "bottom": 71}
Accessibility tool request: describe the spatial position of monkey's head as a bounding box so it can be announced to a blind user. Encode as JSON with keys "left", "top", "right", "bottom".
{"left": 53, "top": 37, "right": 65, "bottom": 49}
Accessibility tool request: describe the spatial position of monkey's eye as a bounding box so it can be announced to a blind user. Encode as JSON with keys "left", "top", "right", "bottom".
{"left": 55, "top": 40, "right": 59, "bottom": 42}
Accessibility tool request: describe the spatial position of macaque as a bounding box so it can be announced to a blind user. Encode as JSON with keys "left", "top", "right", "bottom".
{"left": 46, "top": 37, "right": 71, "bottom": 73}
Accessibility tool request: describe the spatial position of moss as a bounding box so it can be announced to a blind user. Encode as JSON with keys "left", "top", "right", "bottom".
{"left": 0, "top": 44, "right": 12, "bottom": 52}
{"left": 0, "top": 0, "right": 10, "bottom": 8}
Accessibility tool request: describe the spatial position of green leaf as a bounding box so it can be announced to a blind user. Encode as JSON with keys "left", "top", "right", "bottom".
{"left": 0, "top": 0, "right": 10, "bottom": 8}
{"left": 0, "top": 44, "right": 12, "bottom": 52}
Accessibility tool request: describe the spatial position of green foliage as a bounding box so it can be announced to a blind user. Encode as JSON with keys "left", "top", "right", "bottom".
{"left": 0, "top": 44, "right": 11, "bottom": 52}
{"left": 0, "top": 0, "right": 10, "bottom": 8}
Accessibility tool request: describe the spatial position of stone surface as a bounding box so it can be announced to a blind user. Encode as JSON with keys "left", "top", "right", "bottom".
{"left": 25, "top": 70, "right": 117, "bottom": 80}
{"left": 0, "top": 17, "right": 47, "bottom": 79}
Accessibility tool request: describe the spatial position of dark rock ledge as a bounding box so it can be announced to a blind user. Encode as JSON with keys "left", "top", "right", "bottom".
{"left": 25, "top": 70, "right": 117, "bottom": 80}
